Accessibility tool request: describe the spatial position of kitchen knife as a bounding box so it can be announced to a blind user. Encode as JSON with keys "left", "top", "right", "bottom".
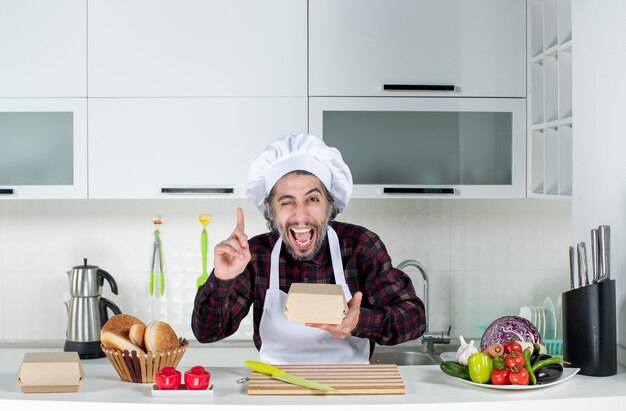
{"left": 245, "top": 360, "right": 336, "bottom": 392}
{"left": 568, "top": 246, "right": 576, "bottom": 289}
{"left": 576, "top": 242, "right": 588, "bottom": 287}
{"left": 598, "top": 225, "right": 610, "bottom": 282}
{"left": 591, "top": 229, "right": 599, "bottom": 283}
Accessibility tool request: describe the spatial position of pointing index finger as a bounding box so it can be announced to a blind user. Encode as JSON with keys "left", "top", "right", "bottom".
{"left": 236, "top": 207, "right": 245, "bottom": 232}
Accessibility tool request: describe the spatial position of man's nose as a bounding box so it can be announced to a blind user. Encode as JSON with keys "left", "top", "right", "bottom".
{"left": 291, "top": 201, "right": 310, "bottom": 219}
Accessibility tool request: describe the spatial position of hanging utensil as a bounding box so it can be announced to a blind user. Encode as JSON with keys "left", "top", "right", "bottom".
{"left": 196, "top": 214, "right": 212, "bottom": 288}
{"left": 150, "top": 215, "right": 165, "bottom": 296}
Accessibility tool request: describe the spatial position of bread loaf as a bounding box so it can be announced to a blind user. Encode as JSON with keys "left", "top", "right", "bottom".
{"left": 128, "top": 323, "right": 146, "bottom": 348}
{"left": 144, "top": 321, "right": 179, "bottom": 352}
{"left": 101, "top": 330, "right": 146, "bottom": 355}
{"left": 101, "top": 314, "right": 145, "bottom": 340}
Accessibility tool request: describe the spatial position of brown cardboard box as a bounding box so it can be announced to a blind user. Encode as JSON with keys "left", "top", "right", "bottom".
{"left": 284, "top": 283, "right": 348, "bottom": 324}
{"left": 18, "top": 352, "right": 84, "bottom": 393}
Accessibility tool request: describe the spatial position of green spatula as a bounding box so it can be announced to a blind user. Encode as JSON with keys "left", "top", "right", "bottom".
{"left": 196, "top": 214, "right": 211, "bottom": 288}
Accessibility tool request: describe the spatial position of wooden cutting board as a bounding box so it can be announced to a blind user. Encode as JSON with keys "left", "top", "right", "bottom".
{"left": 247, "top": 364, "right": 405, "bottom": 395}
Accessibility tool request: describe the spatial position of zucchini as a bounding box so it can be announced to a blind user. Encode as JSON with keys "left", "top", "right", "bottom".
{"left": 440, "top": 361, "right": 471, "bottom": 380}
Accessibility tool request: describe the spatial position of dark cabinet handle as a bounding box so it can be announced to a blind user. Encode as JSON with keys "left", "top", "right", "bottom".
{"left": 161, "top": 187, "right": 234, "bottom": 194}
{"left": 383, "top": 84, "right": 455, "bottom": 91}
{"left": 0, "top": 188, "right": 14, "bottom": 195}
{"left": 384, "top": 187, "right": 455, "bottom": 194}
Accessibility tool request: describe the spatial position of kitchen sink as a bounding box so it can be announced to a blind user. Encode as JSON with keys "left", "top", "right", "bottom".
{"left": 370, "top": 344, "right": 460, "bottom": 366}
{"left": 370, "top": 350, "right": 439, "bottom": 366}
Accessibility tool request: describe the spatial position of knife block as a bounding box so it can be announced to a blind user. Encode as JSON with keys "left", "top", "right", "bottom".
{"left": 561, "top": 280, "right": 616, "bottom": 376}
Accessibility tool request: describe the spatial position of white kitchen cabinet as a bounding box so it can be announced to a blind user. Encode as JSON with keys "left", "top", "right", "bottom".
{"left": 528, "top": 0, "right": 572, "bottom": 199}
{"left": 0, "top": 99, "right": 88, "bottom": 199}
{"left": 88, "top": 0, "right": 307, "bottom": 98}
{"left": 309, "top": 0, "right": 526, "bottom": 98}
{"left": 0, "top": 0, "right": 87, "bottom": 98}
{"left": 310, "top": 97, "right": 526, "bottom": 199}
{"left": 88, "top": 98, "right": 307, "bottom": 199}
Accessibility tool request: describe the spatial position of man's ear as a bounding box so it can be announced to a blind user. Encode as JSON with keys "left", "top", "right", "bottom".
{"left": 263, "top": 199, "right": 271, "bottom": 218}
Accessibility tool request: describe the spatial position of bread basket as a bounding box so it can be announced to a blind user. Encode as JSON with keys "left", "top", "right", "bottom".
{"left": 101, "top": 338, "right": 189, "bottom": 383}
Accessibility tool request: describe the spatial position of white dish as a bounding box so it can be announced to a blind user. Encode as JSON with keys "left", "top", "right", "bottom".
{"left": 449, "top": 368, "right": 579, "bottom": 390}
{"left": 556, "top": 294, "right": 563, "bottom": 339}
{"left": 151, "top": 384, "right": 214, "bottom": 398}
{"left": 543, "top": 297, "right": 557, "bottom": 339}
{"left": 519, "top": 306, "right": 532, "bottom": 322}
{"left": 440, "top": 352, "right": 457, "bottom": 362}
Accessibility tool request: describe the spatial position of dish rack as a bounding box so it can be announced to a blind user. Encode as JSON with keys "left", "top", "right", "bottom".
{"left": 543, "top": 339, "right": 563, "bottom": 356}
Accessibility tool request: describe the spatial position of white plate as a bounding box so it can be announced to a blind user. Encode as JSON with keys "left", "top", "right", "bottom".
{"left": 151, "top": 384, "right": 214, "bottom": 398}
{"left": 543, "top": 297, "right": 557, "bottom": 339}
{"left": 556, "top": 294, "right": 563, "bottom": 339}
{"left": 440, "top": 352, "right": 457, "bottom": 362}
{"left": 449, "top": 368, "right": 580, "bottom": 390}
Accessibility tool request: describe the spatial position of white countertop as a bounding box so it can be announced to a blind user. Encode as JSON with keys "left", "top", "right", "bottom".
{"left": 1, "top": 346, "right": 625, "bottom": 411}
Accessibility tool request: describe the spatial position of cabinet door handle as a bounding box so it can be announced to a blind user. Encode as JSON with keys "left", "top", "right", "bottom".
{"left": 383, "top": 84, "right": 455, "bottom": 91}
{"left": 384, "top": 187, "right": 455, "bottom": 194}
{"left": 161, "top": 187, "right": 234, "bottom": 194}
{"left": 0, "top": 188, "right": 14, "bottom": 195}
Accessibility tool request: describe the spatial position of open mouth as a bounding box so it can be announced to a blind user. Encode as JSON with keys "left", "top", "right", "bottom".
{"left": 289, "top": 227, "right": 316, "bottom": 250}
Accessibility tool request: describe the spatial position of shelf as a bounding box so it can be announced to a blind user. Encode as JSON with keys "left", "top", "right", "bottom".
{"left": 559, "top": 125, "right": 572, "bottom": 196}
{"left": 559, "top": 47, "right": 573, "bottom": 119}
{"left": 528, "top": 0, "right": 572, "bottom": 199}
{"left": 531, "top": 60, "right": 544, "bottom": 124}
{"left": 530, "top": 0, "right": 544, "bottom": 57}
{"left": 531, "top": 129, "right": 545, "bottom": 194}
{"left": 544, "top": 0, "right": 559, "bottom": 50}
{"left": 544, "top": 54, "right": 559, "bottom": 123}
{"left": 558, "top": 0, "right": 572, "bottom": 44}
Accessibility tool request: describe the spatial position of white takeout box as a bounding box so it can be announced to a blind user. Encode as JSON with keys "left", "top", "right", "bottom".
{"left": 284, "top": 283, "right": 348, "bottom": 325}
{"left": 18, "top": 352, "right": 84, "bottom": 393}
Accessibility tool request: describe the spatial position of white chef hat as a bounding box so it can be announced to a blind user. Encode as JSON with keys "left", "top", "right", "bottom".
{"left": 246, "top": 133, "right": 353, "bottom": 214}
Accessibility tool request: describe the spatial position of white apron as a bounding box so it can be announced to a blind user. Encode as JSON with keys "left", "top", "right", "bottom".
{"left": 259, "top": 226, "right": 370, "bottom": 364}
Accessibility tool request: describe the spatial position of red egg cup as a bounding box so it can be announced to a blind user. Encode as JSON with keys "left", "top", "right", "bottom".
{"left": 184, "top": 366, "right": 211, "bottom": 390}
{"left": 154, "top": 366, "right": 182, "bottom": 390}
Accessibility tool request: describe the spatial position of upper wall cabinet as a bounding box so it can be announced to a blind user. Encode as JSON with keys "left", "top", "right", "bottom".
{"left": 0, "top": 98, "right": 88, "bottom": 199}
{"left": 88, "top": 0, "right": 307, "bottom": 97}
{"left": 88, "top": 97, "right": 307, "bottom": 199}
{"left": 309, "top": 0, "right": 526, "bottom": 98}
{"left": 0, "top": 0, "right": 87, "bottom": 97}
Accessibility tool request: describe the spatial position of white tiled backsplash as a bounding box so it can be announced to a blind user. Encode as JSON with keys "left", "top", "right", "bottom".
{"left": 0, "top": 198, "right": 571, "bottom": 342}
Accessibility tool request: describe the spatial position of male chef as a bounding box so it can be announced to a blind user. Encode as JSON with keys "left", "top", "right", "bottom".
{"left": 192, "top": 133, "right": 425, "bottom": 364}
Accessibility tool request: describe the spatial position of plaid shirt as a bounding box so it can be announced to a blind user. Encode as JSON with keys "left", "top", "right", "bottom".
{"left": 192, "top": 221, "right": 426, "bottom": 352}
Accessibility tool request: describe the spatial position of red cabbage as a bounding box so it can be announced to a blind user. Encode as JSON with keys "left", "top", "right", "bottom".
{"left": 480, "top": 315, "right": 544, "bottom": 351}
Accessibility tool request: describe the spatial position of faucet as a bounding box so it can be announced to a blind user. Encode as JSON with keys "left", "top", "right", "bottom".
{"left": 396, "top": 259, "right": 450, "bottom": 354}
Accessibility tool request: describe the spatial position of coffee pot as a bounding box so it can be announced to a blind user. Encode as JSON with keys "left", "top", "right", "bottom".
{"left": 64, "top": 258, "right": 122, "bottom": 359}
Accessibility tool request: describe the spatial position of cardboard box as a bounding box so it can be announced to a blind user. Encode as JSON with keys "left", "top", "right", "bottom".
{"left": 18, "top": 352, "right": 84, "bottom": 393}
{"left": 284, "top": 283, "right": 348, "bottom": 324}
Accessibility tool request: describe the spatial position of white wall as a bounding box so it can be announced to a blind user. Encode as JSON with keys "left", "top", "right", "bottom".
{"left": 0, "top": 198, "right": 571, "bottom": 344}
{"left": 572, "top": 0, "right": 626, "bottom": 364}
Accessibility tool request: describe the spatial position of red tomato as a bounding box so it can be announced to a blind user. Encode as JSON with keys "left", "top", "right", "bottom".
{"left": 503, "top": 341, "right": 523, "bottom": 354}
{"left": 504, "top": 352, "right": 525, "bottom": 370}
{"left": 508, "top": 368, "right": 530, "bottom": 385}
{"left": 490, "top": 369, "right": 510, "bottom": 385}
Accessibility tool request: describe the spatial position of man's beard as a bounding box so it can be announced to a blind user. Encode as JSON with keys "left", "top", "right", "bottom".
{"left": 276, "top": 219, "right": 330, "bottom": 261}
